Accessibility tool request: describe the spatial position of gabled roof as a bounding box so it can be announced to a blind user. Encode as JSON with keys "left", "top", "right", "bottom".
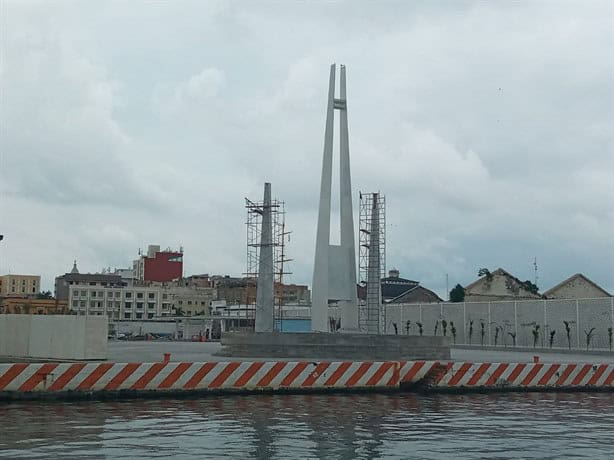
{"left": 464, "top": 267, "right": 515, "bottom": 291}
{"left": 543, "top": 273, "right": 611, "bottom": 298}
{"left": 387, "top": 284, "right": 443, "bottom": 304}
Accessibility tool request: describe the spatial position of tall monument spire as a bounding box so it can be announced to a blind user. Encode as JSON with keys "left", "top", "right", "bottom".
{"left": 311, "top": 64, "right": 358, "bottom": 333}
{"left": 255, "top": 182, "right": 275, "bottom": 332}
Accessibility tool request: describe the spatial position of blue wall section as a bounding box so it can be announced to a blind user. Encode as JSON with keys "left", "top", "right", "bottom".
{"left": 275, "top": 319, "right": 311, "bottom": 332}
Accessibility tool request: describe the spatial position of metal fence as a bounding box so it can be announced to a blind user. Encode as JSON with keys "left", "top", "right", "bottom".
{"left": 385, "top": 297, "right": 614, "bottom": 350}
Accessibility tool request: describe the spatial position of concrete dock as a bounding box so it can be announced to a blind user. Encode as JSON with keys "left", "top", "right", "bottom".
{"left": 1, "top": 342, "right": 614, "bottom": 401}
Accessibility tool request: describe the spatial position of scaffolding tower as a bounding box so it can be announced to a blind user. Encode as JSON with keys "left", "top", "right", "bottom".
{"left": 358, "top": 192, "right": 386, "bottom": 334}
{"left": 245, "top": 195, "right": 291, "bottom": 330}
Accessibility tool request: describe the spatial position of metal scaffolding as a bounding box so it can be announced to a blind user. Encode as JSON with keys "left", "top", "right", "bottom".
{"left": 358, "top": 192, "right": 386, "bottom": 334}
{"left": 245, "top": 195, "right": 291, "bottom": 330}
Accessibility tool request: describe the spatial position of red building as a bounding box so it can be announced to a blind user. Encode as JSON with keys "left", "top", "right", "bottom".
{"left": 134, "top": 245, "right": 183, "bottom": 282}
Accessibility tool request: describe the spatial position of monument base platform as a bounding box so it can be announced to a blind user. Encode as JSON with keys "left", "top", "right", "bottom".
{"left": 218, "top": 332, "right": 451, "bottom": 360}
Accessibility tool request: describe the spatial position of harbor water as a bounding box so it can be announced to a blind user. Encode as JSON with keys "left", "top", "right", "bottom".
{"left": 2, "top": 392, "right": 614, "bottom": 459}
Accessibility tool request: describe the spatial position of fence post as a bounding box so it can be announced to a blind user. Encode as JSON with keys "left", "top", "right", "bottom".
{"left": 463, "top": 302, "right": 467, "bottom": 344}
{"left": 542, "top": 299, "right": 549, "bottom": 348}
{"left": 488, "top": 302, "right": 492, "bottom": 346}
{"left": 514, "top": 301, "right": 518, "bottom": 340}
{"left": 576, "top": 299, "right": 580, "bottom": 349}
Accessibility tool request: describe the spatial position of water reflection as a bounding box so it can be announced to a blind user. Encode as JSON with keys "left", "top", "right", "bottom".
{"left": 2, "top": 392, "right": 614, "bottom": 459}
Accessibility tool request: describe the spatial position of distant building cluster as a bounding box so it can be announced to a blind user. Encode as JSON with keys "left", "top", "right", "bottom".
{"left": 0, "top": 244, "right": 310, "bottom": 321}
{"left": 0, "top": 244, "right": 610, "bottom": 322}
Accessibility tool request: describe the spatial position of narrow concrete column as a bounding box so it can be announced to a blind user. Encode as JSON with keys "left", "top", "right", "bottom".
{"left": 255, "top": 183, "right": 274, "bottom": 332}
{"left": 338, "top": 64, "right": 359, "bottom": 332}
{"left": 366, "top": 193, "right": 381, "bottom": 334}
{"left": 311, "top": 65, "right": 336, "bottom": 333}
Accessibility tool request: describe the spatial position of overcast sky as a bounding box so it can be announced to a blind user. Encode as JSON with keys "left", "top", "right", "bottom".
{"left": 1, "top": 0, "right": 613, "bottom": 297}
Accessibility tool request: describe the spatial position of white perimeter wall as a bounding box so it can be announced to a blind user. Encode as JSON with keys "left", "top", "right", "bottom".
{"left": 0, "top": 315, "right": 107, "bottom": 360}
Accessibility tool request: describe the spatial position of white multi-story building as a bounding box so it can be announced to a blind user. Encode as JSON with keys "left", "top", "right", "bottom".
{"left": 69, "top": 284, "right": 216, "bottom": 320}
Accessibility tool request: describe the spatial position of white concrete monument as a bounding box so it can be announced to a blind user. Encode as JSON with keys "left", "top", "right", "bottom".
{"left": 311, "top": 64, "right": 359, "bottom": 333}
{"left": 255, "top": 182, "right": 275, "bottom": 332}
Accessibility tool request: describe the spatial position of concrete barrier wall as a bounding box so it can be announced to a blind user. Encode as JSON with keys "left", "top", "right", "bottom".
{"left": 0, "top": 361, "right": 399, "bottom": 397}
{"left": 399, "top": 360, "right": 614, "bottom": 390}
{"left": 386, "top": 297, "right": 614, "bottom": 350}
{"left": 2, "top": 359, "right": 613, "bottom": 400}
{"left": 220, "top": 332, "right": 451, "bottom": 360}
{"left": 0, "top": 315, "right": 108, "bottom": 360}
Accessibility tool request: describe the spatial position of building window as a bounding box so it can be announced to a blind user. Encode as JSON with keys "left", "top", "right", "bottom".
{"left": 80, "top": 301, "right": 86, "bottom": 308}
{"left": 162, "top": 293, "right": 168, "bottom": 300}
{"left": 124, "top": 312, "right": 131, "bottom": 319}
{"left": 115, "top": 292, "right": 121, "bottom": 298}
{"left": 136, "top": 313, "right": 143, "bottom": 319}
{"left": 148, "top": 293, "right": 155, "bottom": 299}
{"left": 137, "top": 292, "right": 144, "bottom": 299}
{"left": 81, "top": 290, "right": 87, "bottom": 296}
{"left": 137, "top": 302, "right": 143, "bottom": 309}
{"left": 125, "top": 302, "right": 132, "bottom": 309}
{"left": 148, "top": 302, "right": 155, "bottom": 310}
{"left": 107, "top": 301, "right": 113, "bottom": 309}
{"left": 92, "top": 291, "right": 97, "bottom": 298}
{"left": 72, "top": 300, "right": 78, "bottom": 307}
{"left": 98, "top": 291, "right": 104, "bottom": 298}
{"left": 126, "top": 292, "right": 132, "bottom": 298}
{"left": 147, "top": 313, "right": 154, "bottom": 319}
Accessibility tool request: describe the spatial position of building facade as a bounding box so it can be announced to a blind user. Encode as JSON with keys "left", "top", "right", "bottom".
{"left": 1, "top": 298, "right": 68, "bottom": 315}
{"left": 55, "top": 271, "right": 124, "bottom": 301}
{"left": 0, "top": 275, "right": 40, "bottom": 297}
{"left": 464, "top": 268, "right": 542, "bottom": 302}
{"left": 543, "top": 273, "right": 611, "bottom": 299}
{"left": 133, "top": 245, "right": 183, "bottom": 282}
{"left": 68, "top": 283, "right": 216, "bottom": 320}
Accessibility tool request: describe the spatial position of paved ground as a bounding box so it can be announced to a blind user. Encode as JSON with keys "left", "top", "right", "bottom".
{"left": 107, "top": 340, "right": 614, "bottom": 363}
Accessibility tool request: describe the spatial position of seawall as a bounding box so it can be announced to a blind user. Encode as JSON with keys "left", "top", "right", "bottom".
{"left": 1, "top": 360, "right": 613, "bottom": 401}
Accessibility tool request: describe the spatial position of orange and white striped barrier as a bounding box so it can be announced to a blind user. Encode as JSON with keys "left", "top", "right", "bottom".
{"left": 399, "top": 361, "right": 614, "bottom": 390}
{"left": 2, "top": 361, "right": 613, "bottom": 399}
{"left": 0, "top": 361, "right": 399, "bottom": 396}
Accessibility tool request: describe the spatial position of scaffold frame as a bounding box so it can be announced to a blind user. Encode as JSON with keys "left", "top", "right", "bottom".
{"left": 358, "top": 191, "right": 386, "bottom": 334}
{"left": 245, "top": 196, "right": 291, "bottom": 330}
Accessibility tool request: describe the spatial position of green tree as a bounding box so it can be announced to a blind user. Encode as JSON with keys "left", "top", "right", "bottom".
{"left": 36, "top": 290, "right": 53, "bottom": 299}
{"left": 520, "top": 280, "right": 539, "bottom": 295}
{"left": 449, "top": 284, "right": 465, "bottom": 302}
{"left": 478, "top": 268, "right": 493, "bottom": 281}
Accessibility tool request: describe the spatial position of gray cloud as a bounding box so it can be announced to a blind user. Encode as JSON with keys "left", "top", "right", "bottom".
{"left": 1, "top": 0, "right": 612, "bottom": 296}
